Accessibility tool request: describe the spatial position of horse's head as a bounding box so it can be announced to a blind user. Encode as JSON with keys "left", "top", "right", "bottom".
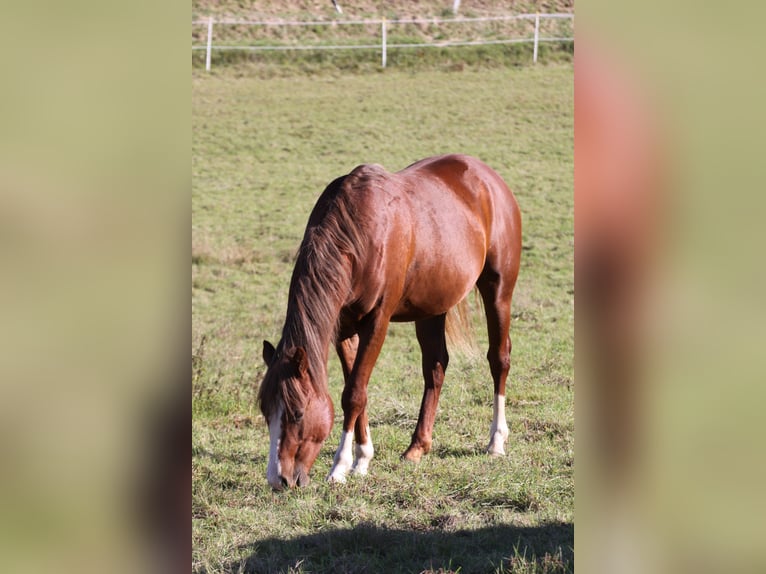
{"left": 259, "top": 340, "right": 334, "bottom": 490}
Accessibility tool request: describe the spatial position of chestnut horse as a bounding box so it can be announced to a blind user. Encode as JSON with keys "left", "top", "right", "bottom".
{"left": 258, "top": 154, "right": 521, "bottom": 490}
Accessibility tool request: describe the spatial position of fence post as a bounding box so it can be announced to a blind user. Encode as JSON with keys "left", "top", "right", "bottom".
{"left": 381, "top": 18, "right": 387, "bottom": 68}
{"left": 453, "top": 0, "right": 461, "bottom": 15}
{"left": 533, "top": 13, "right": 539, "bottom": 64}
{"left": 206, "top": 17, "right": 214, "bottom": 71}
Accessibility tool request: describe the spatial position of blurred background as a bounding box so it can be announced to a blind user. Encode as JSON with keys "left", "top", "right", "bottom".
{"left": 577, "top": 1, "right": 766, "bottom": 573}
{"left": 0, "top": 2, "right": 188, "bottom": 573}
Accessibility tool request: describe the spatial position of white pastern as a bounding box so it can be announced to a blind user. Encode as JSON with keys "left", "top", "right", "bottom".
{"left": 487, "top": 393, "right": 509, "bottom": 456}
{"left": 351, "top": 426, "right": 374, "bottom": 475}
{"left": 327, "top": 430, "right": 354, "bottom": 483}
{"left": 267, "top": 404, "right": 284, "bottom": 489}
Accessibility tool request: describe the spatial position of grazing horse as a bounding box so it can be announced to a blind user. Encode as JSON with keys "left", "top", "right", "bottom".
{"left": 258, "top": 154, "right": 521, "bottom": 490}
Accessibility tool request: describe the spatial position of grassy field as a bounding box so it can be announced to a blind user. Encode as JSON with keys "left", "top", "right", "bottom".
{"left": 192, "top": 63, "right": 573, "bottom": 573}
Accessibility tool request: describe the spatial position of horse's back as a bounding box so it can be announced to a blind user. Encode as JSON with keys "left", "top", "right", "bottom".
{"left": 340, "top": 154, "right": 515, "bottom": 217}
{"left": 400, "top": 154, "right": 520, "bottom": 250}
{"left": 401, "top": 154, "right": 516, "bottom": 207}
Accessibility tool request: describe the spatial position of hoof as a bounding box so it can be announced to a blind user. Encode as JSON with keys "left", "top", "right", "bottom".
{"left": 487, "top": 427, "right": 509, "bottom": 457}
{"left": 326, "top": 471, "right": 347, "bottom": 484}
{"left": 401, "top": 445, "right": 427, "bottom": 463}
{"left": 486, "top": 446, "right": 506, "bottom": 457}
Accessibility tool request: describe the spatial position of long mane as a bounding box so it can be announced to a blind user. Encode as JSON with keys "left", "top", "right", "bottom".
{"left": 258, "top": 165, "right": 386, "bottom": 417}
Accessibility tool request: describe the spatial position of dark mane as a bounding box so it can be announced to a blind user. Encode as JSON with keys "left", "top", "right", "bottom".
{"left": 258, "top": 165, "right": 387, "bottom": 417}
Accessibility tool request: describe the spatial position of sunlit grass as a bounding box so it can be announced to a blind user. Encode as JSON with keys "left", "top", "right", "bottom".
{"left": 193, "top": 63, "right": 573, "bottom": 573}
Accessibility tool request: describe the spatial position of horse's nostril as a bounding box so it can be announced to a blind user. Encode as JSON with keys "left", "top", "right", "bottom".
{"left": 280, "top": 476, "right": 289, "bottom": 488}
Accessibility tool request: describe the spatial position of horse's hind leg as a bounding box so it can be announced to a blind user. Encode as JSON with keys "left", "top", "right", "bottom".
{"left": 477, "top": 269, "right": 516, "bottom": 456}
{"left": 403, "top": 314, "right": 449, "bottom": 463}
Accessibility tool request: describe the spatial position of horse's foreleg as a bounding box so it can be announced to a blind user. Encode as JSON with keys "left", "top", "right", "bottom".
{"left": 326, "top": 418, "right": 374, "bottom": 481}
{"left": 328, "top": 318, "right": 388, "bottom": 483}
{"left": 352, "top": 411, "right": 374, "bottom": 475}
{"left": 403, "top": 315, "right": 449, "bottom": 463}
{"left": 335, "top": 335, "right": 374, "bottom": 476}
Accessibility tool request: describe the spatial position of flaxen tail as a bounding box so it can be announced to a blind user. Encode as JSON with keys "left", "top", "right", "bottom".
{"left": 445, "top": 290, "right": 482, "bottom": 357}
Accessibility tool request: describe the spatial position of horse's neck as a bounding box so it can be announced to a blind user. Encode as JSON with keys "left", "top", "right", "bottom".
{"left": 281, "top": 275, "right": 346, "bottom": 384}
{"left": 283, "top": 208, "right": 356, "bottom": 384}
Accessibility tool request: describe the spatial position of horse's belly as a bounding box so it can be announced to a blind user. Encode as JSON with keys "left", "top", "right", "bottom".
{"left": 391, "top": 256, "right": 481, "bottom": 321}
{"left": 390, "top": 290, "right": 468, "bottom": 321}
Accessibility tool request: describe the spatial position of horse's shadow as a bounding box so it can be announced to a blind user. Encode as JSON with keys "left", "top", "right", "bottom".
{"left": 197, "top": 521, "right": 573, "bottom": 573}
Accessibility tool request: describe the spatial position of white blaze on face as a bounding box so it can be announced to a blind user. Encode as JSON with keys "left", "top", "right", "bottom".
{"left": 267, "top": 403, "right": 284, "bottom": 489}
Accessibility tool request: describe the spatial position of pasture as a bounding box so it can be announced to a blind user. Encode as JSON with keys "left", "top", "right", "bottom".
{"left": 192, "top": 63, "right": 573, "bottom": 573}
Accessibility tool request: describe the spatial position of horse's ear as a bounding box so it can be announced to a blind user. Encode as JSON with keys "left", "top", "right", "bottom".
{"left": 292, "top": 346, "right": 309, "bottom": 378}
{"left": 263, "top": 340, "right": 276, "bottom": 365}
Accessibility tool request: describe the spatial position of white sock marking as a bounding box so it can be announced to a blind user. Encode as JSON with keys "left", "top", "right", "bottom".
{"left": 266, "top": 404, "right": 284, "bottom": 489}
{"left": 487, "top": 393, "right": 509, "bottom": 455}
{"left": 327, "top": 430, "right": 354, "bottom": 483}
{"left": 352, "top": 425, "right": 374, "bottom": 475}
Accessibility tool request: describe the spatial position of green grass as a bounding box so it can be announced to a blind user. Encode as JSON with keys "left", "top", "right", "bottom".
{"left": 191, "top": 42, "right": 573, "bottom": 76}
{"left": 193, "top": 63, "right": 573, "bottom": 573}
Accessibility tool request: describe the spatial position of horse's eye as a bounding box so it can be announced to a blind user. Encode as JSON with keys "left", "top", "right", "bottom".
{"left": 293, "top": 411, "right": 304, "bottom": 423}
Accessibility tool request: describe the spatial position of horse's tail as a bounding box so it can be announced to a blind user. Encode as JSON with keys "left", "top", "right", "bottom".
{"left": 445, "top": 290, "right": 481, "bottom": 357}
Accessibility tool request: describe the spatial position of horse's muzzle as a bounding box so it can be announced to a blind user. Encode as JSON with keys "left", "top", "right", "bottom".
{"left": 271, "top": 467, "right": 310, "bottom": 491}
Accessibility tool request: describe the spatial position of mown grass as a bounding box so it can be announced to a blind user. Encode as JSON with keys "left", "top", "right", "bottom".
{"left": 191, "top": 41, "right": 573, "bottom": 76}
{"left": 193, "top": 63, "right": 573, "bottom": 572}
